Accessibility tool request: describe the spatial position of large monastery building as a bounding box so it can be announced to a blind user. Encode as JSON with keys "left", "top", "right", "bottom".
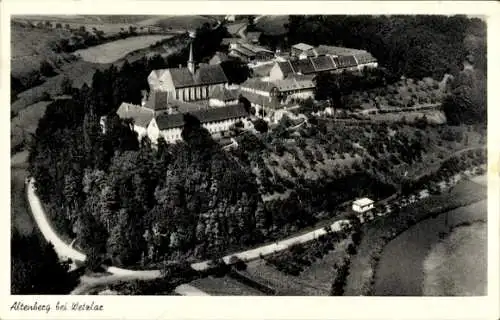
{"left": 147, "top": 43, "right": 228, "bottom": 102}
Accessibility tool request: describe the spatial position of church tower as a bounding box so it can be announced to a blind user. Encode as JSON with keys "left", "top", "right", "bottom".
{"left": 187, "top": 33, "right": 195, "bottom": 74}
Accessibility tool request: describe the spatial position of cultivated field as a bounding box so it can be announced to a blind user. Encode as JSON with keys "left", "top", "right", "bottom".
{"left": 74, "top": 35, "right": 174, "bottom": 63}
{"left": 136, "top": 15, "right": 217, "bottom": 31}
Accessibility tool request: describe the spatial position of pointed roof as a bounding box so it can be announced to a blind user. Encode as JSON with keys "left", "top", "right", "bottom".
{"left": 188, "top": 42, "right": 194, "bottom": 64}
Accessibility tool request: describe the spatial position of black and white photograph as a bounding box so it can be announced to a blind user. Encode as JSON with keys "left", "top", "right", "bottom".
{"left": 5, "top": 1, "right": 495, "bottom": 315}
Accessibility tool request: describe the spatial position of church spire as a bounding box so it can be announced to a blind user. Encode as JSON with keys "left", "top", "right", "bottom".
{"left": 187, "top": 32, "right": 195, "bottom": 74}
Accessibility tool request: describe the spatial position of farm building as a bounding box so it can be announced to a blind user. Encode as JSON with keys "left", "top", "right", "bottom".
{"left": 229, "top": 43, "right": 274, "bottom": 63}
{"left": 269, "top": 53, "right": 375, "bottom": 81}
{"left": 352, "top": 198, "right": 375, "bottom": 213}
{"left": 147, "top": 42, "right": 228, "bottom": 102}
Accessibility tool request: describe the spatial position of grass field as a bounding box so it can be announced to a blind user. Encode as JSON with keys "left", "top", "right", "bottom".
{"left": 11, "top": 22, "right": 74, "bottom": 79}
{"left": 11, "top": 100, "right": 51, "bottom": 152}
{"left": 12, "top": 60, "right": 106, "bottom": 113}
{"left": 74, "top": 35, "right": 174, "bottom": 63}
{"left": 256, "top": 15, "right": 289, "bottom": 35}
{"left": 422, "top": 220, "right": 486, "bottom": 296}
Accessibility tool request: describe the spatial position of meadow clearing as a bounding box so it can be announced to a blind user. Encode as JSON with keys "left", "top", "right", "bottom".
{"left": 74, "top": 35, "right": 174, "bottom": 64}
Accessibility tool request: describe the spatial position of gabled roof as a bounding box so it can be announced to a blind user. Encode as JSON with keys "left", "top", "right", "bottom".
{"left": 209, "top": 86, "right": 240, "bottom": 101}
{"left": 155, "top": 104, "right": 249, "bottom": 130}
{"left": 144, "top": 90, "right": 169, "bottom": 111}
{"left": 240, "top": 91, "right": 280, "bottom": 109}
{"left": 310, "top": 55, "right": 337, "bottom": 72}
{"left": 333, "top": 55, "right": 358, "bottom": 68}
{"left": 290, "top": 59, "right": 316, "bottom": 74}
{"left": 194, "top": 64, "right": 228, "bottom": 85}
{"left": 275, "top": 61, "right": 295, "bottom": 77}
{"left": 292, "top": 43, "right": 314, "bottom": 51}
{"left": 153, "top": 64, "right": 228, "bottom": 89}
{"left": 240, "top": 78, "right": 277, "bottom": 92}
{"left": 252, "top": 63, "right": 274, "bottom": 77}
{"left": 273, "top": 75, "right": 315, "bottom": 92}
{"left": 116, "top": 103, "right": 155, "bottom": 128}
{"left": 168, "top": 68, "right": 196, "bottom": 87}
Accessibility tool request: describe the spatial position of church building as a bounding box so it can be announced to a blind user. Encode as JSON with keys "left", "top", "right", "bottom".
{"left": 147, "top": 42, "right": 229, "bottom": 102}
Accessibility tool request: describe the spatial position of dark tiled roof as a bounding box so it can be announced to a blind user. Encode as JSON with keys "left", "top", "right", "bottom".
{"left": 333, "top": 55, "right": 358, "bottom": 68}
{"left": 116, "top": 103, "right": 155, "bottom": 128}
{"left": 169, "top": 68, "right": 196, "bottom": 87}
{"left": 276, "top": 61, "right": 294, "bottom": 77}
{"left": 240, "top": 91, "right": 280, "bottom": 109}
{"left": 170, "top": 99, "right": 210, "bottom": 113}
{"left": 156, "top": 104, "right": 249, "bottom": 130}
{"left": 209, "top": 86, "right": 240, "bottom": 101}
{"left": 194, "top": 64, "right": 228, "bottom": 85}
{"left": 290, "top": 59, "right": 315, "bottom": 74}
{"left": 310, "top": 55, "right": 336, "bottom": 72}
{"left": 252, "top": 63, "right": 274, "bottom": 77}
{"left": 240, "top": 78, "right": 276, "bottom": 92}
{"left": 164, "top": 64, "right": 228, "bottom": 89}
{"left": 144, "top": 90, "right": 169, "bottom": 111}
{"left": 273, "top": 75, "right": 315, "bottom": 92}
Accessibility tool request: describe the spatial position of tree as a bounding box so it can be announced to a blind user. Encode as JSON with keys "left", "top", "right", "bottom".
{"left": 253, "top": 118, "right": 269, "bottom": 133}
{"left": 11, "top": 230, "right": 78, "bottom": 294}
{"left": 220, "top": 59, "right": 251, "bottom": 84}
{"left": 443, "top": 68, "right": 486, "bottom": 125}
{"left": 314, "top": 72, "right": 343, "bottom": 116}
{"left": 40, "top": 60, "right": 55, "bottom": 77}
{"left": 60, "top": 76, "right": 73, "bottom": 95}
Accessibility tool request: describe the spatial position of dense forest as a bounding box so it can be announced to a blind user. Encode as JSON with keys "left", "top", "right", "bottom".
{"left": 11, "top": 229, "right": 79, "bottom": 294}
